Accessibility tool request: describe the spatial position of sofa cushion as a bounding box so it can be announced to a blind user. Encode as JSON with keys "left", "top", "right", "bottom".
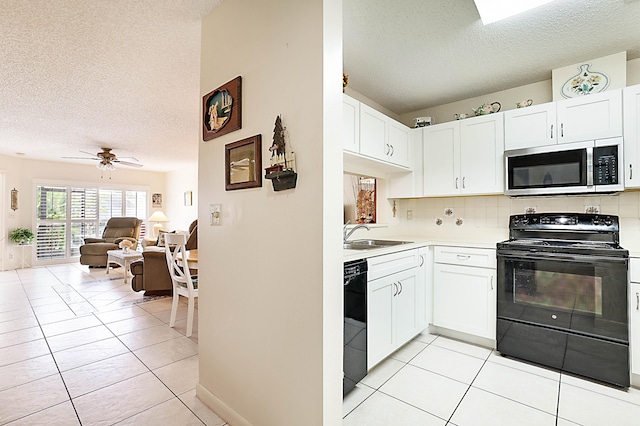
{"left": 157, "top": 230, "right": 169, "bottom": 247}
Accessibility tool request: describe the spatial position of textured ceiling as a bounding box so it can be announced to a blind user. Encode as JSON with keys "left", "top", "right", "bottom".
{"left": 2, "top": 0, "right": 640, "bottom": 172}
{"left": 0, "top": 0, "right": 219, "bottom": 172}
{"left": 344, "top": 0, "right": 640, "bottom": 114}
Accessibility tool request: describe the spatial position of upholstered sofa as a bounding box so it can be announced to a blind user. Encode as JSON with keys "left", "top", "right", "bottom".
{"left": 79, "top": 217, "right": 142, "bottom": 267}
{"left": 130, "top": 220, "right": 197, "bottom": 295}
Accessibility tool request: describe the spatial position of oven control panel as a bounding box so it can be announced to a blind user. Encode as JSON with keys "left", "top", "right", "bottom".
{"left": 510, "top": 213, "right": 618, "bottom": 231}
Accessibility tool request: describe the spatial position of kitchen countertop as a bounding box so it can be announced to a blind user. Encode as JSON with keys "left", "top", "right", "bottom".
{"left": 343, "top": 237, "right": 497, "bottom": 263}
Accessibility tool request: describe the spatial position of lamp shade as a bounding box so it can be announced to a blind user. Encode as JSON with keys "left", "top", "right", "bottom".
{"left": 148, "top": 211, "right": 169, "bottom": 238}
{"left": 148, "top": 211, "right": 169, "bottom": 222}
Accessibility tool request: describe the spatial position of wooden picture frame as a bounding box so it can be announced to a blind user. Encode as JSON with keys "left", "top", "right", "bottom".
{"left": 203, "top": 76, "right": 242, "bottom": 141}
{"left": 225, "top": 135, "right": 262, "bottom": 191}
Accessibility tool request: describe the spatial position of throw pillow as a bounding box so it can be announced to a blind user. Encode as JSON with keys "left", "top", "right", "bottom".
{"left": 157, "top": 230, "right": 169, "bottom": 247}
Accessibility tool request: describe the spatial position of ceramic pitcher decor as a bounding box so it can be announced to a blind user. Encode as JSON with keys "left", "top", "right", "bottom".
{"left": 473, "top": 101, "right": 501, "bottom": 116}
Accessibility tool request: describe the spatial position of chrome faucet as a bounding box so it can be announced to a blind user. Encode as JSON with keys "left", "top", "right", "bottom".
{"left": 343, "top": 220, "right": 370, "bottom": 243}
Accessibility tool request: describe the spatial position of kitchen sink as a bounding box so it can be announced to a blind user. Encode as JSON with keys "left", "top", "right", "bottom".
{"left": 343, "top": 239, "right": 413, "bottom": 250}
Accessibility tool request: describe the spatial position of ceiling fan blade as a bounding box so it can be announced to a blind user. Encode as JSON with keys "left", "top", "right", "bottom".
{"left": 62, "top": 156, "right": 100, "bottom": 160}
{"left": 79, "top": 150, "right": 99, "bottom": 157}
{"left": 116, "top": 160, "right": 143, "bottom": 168}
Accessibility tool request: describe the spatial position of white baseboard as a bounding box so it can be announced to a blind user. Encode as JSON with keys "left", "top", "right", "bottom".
{"left": 196, "top": 383, "right": 252, "bottom": 426}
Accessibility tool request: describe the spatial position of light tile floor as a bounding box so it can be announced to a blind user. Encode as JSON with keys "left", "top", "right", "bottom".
{"left": 343, "top": 331, "right": 640, "bottom": 426}
{"left": 0, "top": 263, "right": 226, "bottom": 425}
{"left": 4, "top": 263, "right": 640, "bottom": 425}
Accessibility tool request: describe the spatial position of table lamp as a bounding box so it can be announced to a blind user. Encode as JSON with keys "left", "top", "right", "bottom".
{"left": 148, "top": 211, "right": 169, "bottom": 238}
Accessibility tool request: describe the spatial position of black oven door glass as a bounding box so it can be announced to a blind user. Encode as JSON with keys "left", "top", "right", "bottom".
{"left": 498, "top": 253, "right": 628, "bottom": 342}
{"left": 508, "top": 149, "right": 586, "bottom": 189}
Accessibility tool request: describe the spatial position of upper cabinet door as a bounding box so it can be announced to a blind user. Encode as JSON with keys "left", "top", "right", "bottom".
{"left": 624, "top": 84, "right": 640, "bottom": 188}
{"left": 504, "top": 102, "right": 556, "bottom": 150}
{"left": 342, "top": 94, "right": 360, "bottom": 153}
{"left": 359, "top": 103, "right": 388, "bottom": 161}
{"left": 556, "top": 89, "right": 623, "bottom": 144}
{"left": 423, "top": 122, "right": 460, "bottom": 196}
{"left": 387, "top": 118, "right": 411, "bottom": 168}
{"left": 459, "top": 113, "right": 504, "bottom": 195}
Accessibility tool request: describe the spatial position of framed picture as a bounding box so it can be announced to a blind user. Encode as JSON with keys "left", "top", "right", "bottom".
{"left": 552, "top": 52, "right": 626, "bottom": 100}
{"left": 184, "top": 191, "right": 193, "bottom": 206}
{"left": 203, "top": 76, "right": 242, "bottom": 141}
{"left": 225, "top": 135, "right": 262, "bottom": 191}
{"left": 152, "top": 193, "right": 162, "bottom": 208}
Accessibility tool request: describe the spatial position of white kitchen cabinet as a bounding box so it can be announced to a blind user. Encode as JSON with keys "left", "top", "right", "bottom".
{"left": 624, "top": 84, "right": 640, "bottom": 188}
{"left": 631, "top": 282, "right": 640, "bottom": 377}
{"left": 360, "top": 103, "right": 410, "bottom": 168}
{"left": 423, "top": 114, "right": 504, "bottom": 197}
{"left": 557, "top": 89, "right": 622, "bottom": 143}
{"left": 630, "top": 258, "right": 640, "bottom": 376}
{"left": 504, "top": 89, "right": 622, "bottom": 150}
{"left": 387, "top": 128, "right": 423, "bottom": 198}
{"left": 433, "top": 246, "right": 496, "bottom": 340}
{"left": 416, "top": 246, "right": 432, "bottom": 330}
{"left": 504, "top": 102, "right": 556, "bottom": 150}
{"left": 359, "top": 103, "right": 388, "bottom": 161}
{"left": 387, "top": 118, "right": 411, "bottom": 167}
{"left": 423, "top": 122, "right": 459, "bottom": 196}
{"left": 342, "top": 94, "right": 360, "bottom": 153}
{"left": 367, "top": 248, "right": 424, "bottom": 368}
{"left": 459, "top": 113, "right": 505, "bottom": 195}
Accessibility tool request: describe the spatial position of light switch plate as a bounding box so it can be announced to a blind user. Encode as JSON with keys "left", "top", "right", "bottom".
{"left": 210, "top": 204, "right": 221, "bottom": 225}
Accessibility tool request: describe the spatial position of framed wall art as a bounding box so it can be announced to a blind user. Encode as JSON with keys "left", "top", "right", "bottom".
{"left": 225, "top": 135, "right": 262, "bottom": 191}
{"left": 184, "top": 191, "right": 193, "bottom": 206}
{"left": 552, "top": 52, "right": 626, "bottom": 100}
{"left": 203, "top": 76, "right": 242, "bottom": 141}
{"left": 152, "top": 193, "right": 162, "bottom": 208}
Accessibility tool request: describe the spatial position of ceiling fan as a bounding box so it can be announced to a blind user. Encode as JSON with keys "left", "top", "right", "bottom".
{"left": 63, "top": 147, "right": 143, "bottom": 170}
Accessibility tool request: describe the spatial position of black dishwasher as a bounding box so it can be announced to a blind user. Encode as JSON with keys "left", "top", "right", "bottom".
{"left": 343, "top": 259, "right": 367, "bottom": 396}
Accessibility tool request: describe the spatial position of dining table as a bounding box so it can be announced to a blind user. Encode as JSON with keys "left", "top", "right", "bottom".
{"left": 177, "top": 249, "right": 198, "bottom": 269}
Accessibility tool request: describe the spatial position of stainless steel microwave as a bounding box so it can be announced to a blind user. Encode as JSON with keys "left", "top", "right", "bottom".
{"left": 505, "top": 138, "right": 623, "bottom": 196}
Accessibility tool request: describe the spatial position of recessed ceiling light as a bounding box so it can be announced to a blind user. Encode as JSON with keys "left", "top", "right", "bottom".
{"left": 474, "top": 0, "right": 557, "bottom": 25}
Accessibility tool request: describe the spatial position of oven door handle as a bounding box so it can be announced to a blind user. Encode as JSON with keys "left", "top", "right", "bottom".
{"left": 497, "top": 251, "right": 628, "bottom": 265}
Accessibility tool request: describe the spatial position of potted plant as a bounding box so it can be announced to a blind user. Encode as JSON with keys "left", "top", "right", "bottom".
{"left": 9, "top": 228, "right": 34, "bottom": 245}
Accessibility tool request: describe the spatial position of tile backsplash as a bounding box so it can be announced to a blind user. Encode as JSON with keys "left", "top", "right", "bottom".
{"left": 389, "top": 192, "right": 640, "bottom": 250}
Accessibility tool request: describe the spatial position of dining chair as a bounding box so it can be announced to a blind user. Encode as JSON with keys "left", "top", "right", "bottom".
{"left": 164, "top": 233, "right": 198, "bottom": 337}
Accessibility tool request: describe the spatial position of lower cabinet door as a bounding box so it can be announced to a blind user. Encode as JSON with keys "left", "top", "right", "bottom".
{"left": 631, "top": 283, "right": 640, "bottom": 376}
{"left": 433, "top": 263, "right": 496, "bottom": 340}
{"left": 367, "top": 267, "right": 421, "bottom": 368}
{"left": 394, "top": 272, "right": 418, "bottom": 346}
{"left": 368, "top": 277, "right": 395, "bottom": 368}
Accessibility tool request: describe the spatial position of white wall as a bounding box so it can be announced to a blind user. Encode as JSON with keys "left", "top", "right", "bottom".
{"left": 399, "top": 57, "right": 640, "bottom": 128}
{"left": 196, "top": 1, "right": 343, "bottom": 425}
{"left": 164, "top": 166, "right": 199, "bottom": 231}
{"left": 0, "top": 153, "right": 178, "bottom": 270}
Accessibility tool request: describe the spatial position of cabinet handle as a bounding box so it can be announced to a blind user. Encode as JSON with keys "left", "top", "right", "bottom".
{"left": 398, "top": 281, "right": 403, "bottom": 295}
{"left": 491, "top": 276, "right": 494, "bottom": 290}
{"left": 636, "top": 292, "right": 639, "bottom": 311}
{"left": 462, "top": 177, "right": 466, "bottom": 189}
{"left": 419, "top": 254, "right": 425, "bottom": 267}
{"left": 455, "top": 177, "right": 459, "bottom": 189}
{"left": 550, "top": 124, "right": 554, "bottom": 139}
{"left": 457, "top": 254, "right": 471, "bottom": 261}
{"left": 630, "top": 164, "right": 633, "bottom": 180}
{"left": 393, "top": 283, "right": 398, "bottom": 297}
{"left": 561, "top": 123, "right": 564, "bottom": 138}
{"left": 390, "top": 145, "right": 394, "bottom": 156}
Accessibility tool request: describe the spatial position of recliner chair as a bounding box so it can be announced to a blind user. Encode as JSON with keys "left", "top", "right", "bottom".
{"left": 79, "top": 217, "right": 142, "bottom": 267}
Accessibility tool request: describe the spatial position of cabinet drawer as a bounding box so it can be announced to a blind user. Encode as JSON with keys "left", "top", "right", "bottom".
{"left": 434, "top": 246, "right": 496, "bottom": 268}
{"left": 631, "top": 258, "right": 640, "bottom": 282}
{"left": 368, "top": 249, "right": 420, "bottom": 281}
